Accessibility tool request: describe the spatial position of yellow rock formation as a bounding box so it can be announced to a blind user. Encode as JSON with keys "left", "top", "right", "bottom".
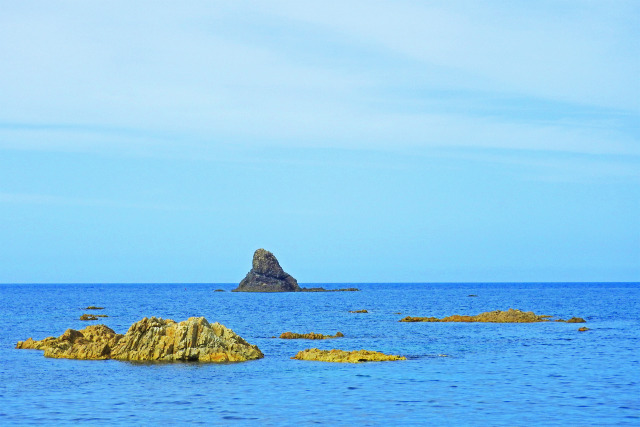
{"left": 399, "top": 308, "right": 583, "bottom": 323}
{"left": 16, "top": 317, "right": 263, "bottom": 363}
{"left": 292, "top": 348, "right": 405, "bottom": 363}
{"left": 279, "top": 331, "right": 344, "bottom": 339}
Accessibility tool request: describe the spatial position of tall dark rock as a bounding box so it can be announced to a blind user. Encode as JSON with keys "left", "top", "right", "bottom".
{"left": 232, "top": 249, "right": 300, "bottom": 292}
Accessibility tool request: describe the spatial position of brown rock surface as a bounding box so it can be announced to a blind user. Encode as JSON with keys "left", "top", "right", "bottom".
{"left": 292, "top": 348, "right": 406, "bottom": 363}
{"left": 349, "top": 309, "right": 368, "bottom": 313}
{"left": 279, "top": 331, "right": 344, "bottom": 339}
{"left": 16, "top": 317, "right": 263, "bottom": 363}
{"left": 399, "top": 308, "right": 571, "bottom": 323}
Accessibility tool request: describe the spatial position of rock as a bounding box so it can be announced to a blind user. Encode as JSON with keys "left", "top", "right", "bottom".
{"left": 555, "top": 317, "right": 586, "bottom": 323}
{"left": 232, "top": 249, "right": 300, "bottom": 292}
{"left": 111, "top": 317, "right": 263, "bottom": 362}
{"left": 292, "top": 348, "right": 406, "bottom": 363}
{"left": 468, "top": 294, "right": 478, "bottom": 297}
{"left": 399, "top": 308, "right": 572, "bottom": 323}
{"left": 85, "top": 306, "right": 104, "bottom": 310}
{"left": 16, "top": 325, "right": 122, "bottom": 360}
{"left": 400, "top": 316, "right": 440, "bottom": 322}
{"left": 80, "top": 314, "right": 108, "bottom": 320}
{"left": 349, "top": 309, "right": 368, "bottom": 313}
{"left": 279, "top": 331, "right": 344, "bottom": 339}
{"left": 16, "top": 317, "right": 263, "bottom": 363}
{"left": 578, "top": 327, "right": 590, "bottom": 332}
{"left": 231, "top": 249, "right": 359, "bottom": 292}
{"left": 214, "top": 289, "right": 225, "bottom": 292}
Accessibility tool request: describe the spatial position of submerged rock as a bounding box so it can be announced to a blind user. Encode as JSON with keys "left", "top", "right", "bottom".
{"left": 279, "top": 331, "right": 344, "bottom": 340}
{"left": 233, "top": 249, "right": 300, "bottom": 292}
{"left": 85, "top": 306, "right": 105, "bottom": 310}
{"left": 349, "top": 309, "right": 368, "bottom": 313}
{"left": 399, "top": 308, "right": 575, "bottom": 323}
{"left": 292, "top": 348, "right": 406, "bottom": 363}
{"left": 16, "top": 317, "right": 263, "bottom": 363}
{"left": 578, "top": 327, "right": 590, "bottom": 332}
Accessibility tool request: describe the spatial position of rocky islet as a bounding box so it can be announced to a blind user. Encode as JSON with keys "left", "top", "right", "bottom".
{"left": 17, "top": 316, "right": 264, "bottom": 363}
{"left": 233, "top": 249, "right": 301, "bottom": 292}
{"left": 80, "top": 314, "right": 108, "bottom": 321}
{"left": 292, "top": 348, "right": 406, "bottom": 363}
{"left": 233, "top": 249, "right": 359, "bottom": 292}
{"left": 279, "top": 331, "right": 344, "bottom": 340}
{"left": 399, "top": 308, "right": 586, "bottom": 323}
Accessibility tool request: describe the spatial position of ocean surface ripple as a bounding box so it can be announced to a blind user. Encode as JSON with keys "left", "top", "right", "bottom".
{"left": 1, "top": 282, "right": 638, "bottom": 425}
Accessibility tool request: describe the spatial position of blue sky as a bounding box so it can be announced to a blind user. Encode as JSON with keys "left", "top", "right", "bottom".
{"left": 1, "top": 1, "right": 638, "bottom": 283}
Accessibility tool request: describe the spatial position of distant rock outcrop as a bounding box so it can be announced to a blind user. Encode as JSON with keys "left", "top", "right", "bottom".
{"left": 279, "top": 331, "right": 344, "bottom": 340}
{"left": 80, "top": 314, "right": 108, "bottom": 321}
{"left": 292, "top": 348, "right": 406, "bottom": 363}
{"left": 399, "top": 308, "right": 582, "bottom": 323}
{"left": 233, "top": 249, "right": 301, "bottom": 292}
{"left": 563, "top": 317, "right": 587, "bottom": 323}
{"left": 16, "top": 317, "right": 263, "bottom": 363}
{"left": 232, "top": 249, "right": 360, "bottom": 292}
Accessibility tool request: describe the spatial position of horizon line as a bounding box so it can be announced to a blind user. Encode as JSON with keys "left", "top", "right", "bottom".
{"left": 1, "top": 281, "right": 638, "bottom": 285}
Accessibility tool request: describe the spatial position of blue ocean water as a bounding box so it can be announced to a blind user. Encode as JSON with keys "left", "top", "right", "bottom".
{"left": 0, "top": 282, "right": 638, "bottom": 425}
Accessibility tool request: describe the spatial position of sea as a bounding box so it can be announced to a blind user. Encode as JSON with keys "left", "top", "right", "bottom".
{"left": 0, "top": 282, "right": 638, "bottom": 426}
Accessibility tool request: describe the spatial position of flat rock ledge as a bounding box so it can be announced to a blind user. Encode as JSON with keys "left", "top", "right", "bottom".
{"left": 279, "top": 331, "right": 344, "bottom": 339}
{"left": 292, "top": 348, "right": 406, "bottom": 363}
{"left": 80, "top": 314, "right": 108, "bottom": 321}
{"left": 399, "top": 308, "right": 585, "bottom": 323}
{"left": 16, "top": 316, "right": 264, "bottom": 363}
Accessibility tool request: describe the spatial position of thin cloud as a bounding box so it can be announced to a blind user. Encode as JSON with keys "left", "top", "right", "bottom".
{"left": 0, "top": 1, "right": 637, "bottom": 164}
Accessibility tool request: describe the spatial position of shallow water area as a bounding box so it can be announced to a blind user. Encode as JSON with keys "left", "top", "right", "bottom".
{"left": 1, "top": 282, "right": 639, "bottom": 425}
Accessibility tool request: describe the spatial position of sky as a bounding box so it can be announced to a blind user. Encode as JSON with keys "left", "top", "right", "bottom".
{"left": 1, "top": 1, "right": 638, "bottom": 283}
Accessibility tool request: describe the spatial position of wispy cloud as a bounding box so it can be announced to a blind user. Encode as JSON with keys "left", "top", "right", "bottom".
{"left": 0, "top": 191, "right": 188, "bottom": 211}
{"left": 0, "top": 1, "right": 637, "bottom": 163}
